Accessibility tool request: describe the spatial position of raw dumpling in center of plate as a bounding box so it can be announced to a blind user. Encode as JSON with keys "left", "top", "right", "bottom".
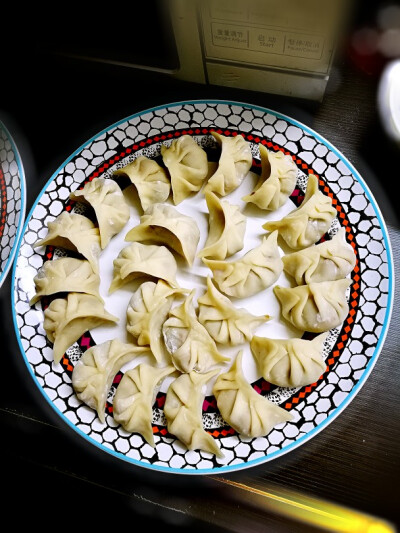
{"left": 198, "top": 190, "right": 246, "bottom": 261}
{"left": 197, "top": 276, "right": 271, "bottom": 345}
{"left": 109, "top": 242, "right": 178, "bottom": 293}
{"left": 202, "top": 230, "right": 283, "bottom": 298}
{"left": 125, "top": 203, "right": 200, "bottom": 266}
{"left": 126, "top": 280, "right": 188, "bottom": 365}
{"left": 162, "top": 290, "right": 229, "bottom": 373}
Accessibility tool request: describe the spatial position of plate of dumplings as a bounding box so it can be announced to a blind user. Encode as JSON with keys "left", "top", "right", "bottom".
{"left": 12, "top": 100, "right": 394, "bottom": 474}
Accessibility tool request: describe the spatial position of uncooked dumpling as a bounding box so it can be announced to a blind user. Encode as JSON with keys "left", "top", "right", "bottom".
{"left": 164, "top": 369, "right": 223, "bottom": 457}
{"left": 30, "top": 258, "right": 102, "bottom": 305}
{"left": 197, "top": 277, "right": 270, "bottom": 345}
{"left": 34, "top": 212, "right": 101, "bottom": 273}
{"left": 202, "top": 231, "right": 283, "bottom": 298}
{"left": 113, "top": 156, "right": 170, "bottom": 211}
{"left": 263, "top": 174, "right": 337, "bottom": 249}
{"left": 161, "top": 135, "right": 208, "bottom": 204}
{"left": 198, "top": 191, "right": 246, "bottom": 260}
{"left": 72, "top": 339, "right": 148, "bottom": 423}
{"left": 70, "top": 178, "right": 130, "bottom": 249}
{"left": 126, "top": 280, "right": 188, "bottom": 364}
{"left": 109, "top": 242, "right": 178, "bottom": 293}
{"left": 162, "top": 290, "right": 229, "bottom": 373}
{"left": 43, "top": 293, "right": 118, "bottom": 363}
{"left": 213, "top": 351, "right": 293, "bottom": 438}
{"left": 113, "top": 364, "right": 175, "bottom": 445}
{"left": 274, "top": 279, "right": 351, "bottom": 333}
{"left": 251, "top": 333, "right": 328, "bottom": 388}
{"left": 242, "top": 145, "right": 297, "bottom": 211}
{"left": 282, "top": 228, "right": 356, "bottom": 284}
{"left": 125, "top": 203, "right": 200, "bottom": 266}
{"left": 204, "top": 132, "right": 252, "bottom": 196}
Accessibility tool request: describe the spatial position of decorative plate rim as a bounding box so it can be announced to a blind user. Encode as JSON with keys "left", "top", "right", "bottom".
{"left": 0, "top": 121, "right": 26, "bottom": 289}
{"left": 11, "top": 99, "right": 395, "bottom": 475}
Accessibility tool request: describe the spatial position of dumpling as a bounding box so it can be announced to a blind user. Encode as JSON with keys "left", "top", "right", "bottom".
{"left": 34, "top": 212, "right": 101, "bottom": 273}
{"left": 282, "top": 228, "right": 356, "bottom": 285}
{"left": 72, "top": 339, "right": 148, "bottom": 423}
{"left": 263, "top": 174, "right": 337, "bottom": 249}
{"left": 162, "top": 290, "right": 229, "bottom": 373}
{"left": 197, "top": 277, "right": 270, "bottom": 345}
{"left": 160, "top": 135, "right": 208, "bottom": 204}
{"left": 30, "top": 258, "right": 102, "bottom": 305}
{"left": 126, "top": 280, "right": 188, "bottom": 364}
{"left": 109, "top": 242, "right": 178, "bottom": 293}
{"left": 250, "top": 333, "right": 328, "bottom": 388}
{"left": 242, "top": 145, "right": 297, "bottom": 210}
{"left": 202, "top": 231, "right": 283, "bottom": 298}
{"left": 164, "top": 369, "right": 223, "bottom": 457}
{"left": 213, "top": 351, "right": 293, "bottom": 438}
{"left": 204, "top": 132, "right": 252, "bottom": 196}
{"left": 70, "top": 178, "right": 130, "bottom": 249}
{"left": 43, "top": 293, "right": 118, "bottom": 363}
{"left": 125, "top": 203, "right": 200, "bottom": 266}
{"left": 274, "top": 279, "right": 352, "bottom": 333}
{"left": 113, "top": 364, "right": 175, "bottom": 446}
{"left": 197, "top": 191, "right": 246, "bottom": 260}
{"left": 113, "top": 156, "right": 170, "bottom": 211}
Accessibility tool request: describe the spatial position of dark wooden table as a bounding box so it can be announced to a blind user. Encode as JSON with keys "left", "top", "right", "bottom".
{"left": 1, "top": 7, "right": 399, "bottom": 531}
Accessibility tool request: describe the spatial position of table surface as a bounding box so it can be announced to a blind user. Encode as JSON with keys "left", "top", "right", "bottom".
{"left": 1, "top": 6, "right": 399, "bottom": 531}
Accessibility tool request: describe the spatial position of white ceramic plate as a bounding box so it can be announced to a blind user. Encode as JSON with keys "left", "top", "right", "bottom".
{"left": 12, "top": 100, "right": 394, "bottom": 474}
{"left": 0, "top": 121, "right": 26, "bottom": 288}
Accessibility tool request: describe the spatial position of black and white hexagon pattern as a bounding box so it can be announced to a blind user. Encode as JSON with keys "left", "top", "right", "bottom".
{"left": 0, "top": 122, "right": 25, "bottom": 288}
{"left": 12, "top": 101, "right": 393, "bottom": 474}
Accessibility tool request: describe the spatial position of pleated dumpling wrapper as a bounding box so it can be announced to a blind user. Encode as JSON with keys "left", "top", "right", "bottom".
{"left": 113, "top": 364, "right": 175, "bottom": 446}
{"left": 263, "top": 174, "right": 337, "bottom": 250}
{"left": 242, "top": 145, "right": 297, "bottom": 211}
{"left": 33, "top": 212, "right": 101, "bottom": 273}
{"left": 113, "top": 155, "right": 170, "bottom": 212}
{"left": 30, "top": 257, "right": 102, "bottom": 306}
{"left": 160, "top": 135, "right": 208, "bottom": 204}
{"left": 204, "top": 132, "right": 252, "bottom": 196}
{"left": 250, "top": 333, "right": 328, "bottom": 388}
{"left": 164, "top": 369, "right": 223, "bottom": 457}
{"left": 202, "top": 230, "right": 283, "bottom": 299}
{"left": 197, "top": 277, "right": 271, "bottom": 345}
{"left": 72, "top": 339, "right": 150, "bottom": 423}
{"left": 126, "top": 280, "right": 188, "bottom": 365}
{"left": 213, "top": 351, "right": 293, "bottom": 438}
{"left": 109, "top": 242, "right": 178, "bottom": 293}
{"left": 70, "top": 177, "right": 130, "bottom": 249}
{"left": 274, "top": 278, "right": 352, "bottom": 333}
{"left": 282, "top": 227, "right": 356, "bottom": 285}
{"left": 125, "top": 203, "right": 200, "bottom": 266}
{"left": 198, "top": 191, "right": 246, "bottom": 261}
{"left": 162, "top": 289, "right": 229, "bottom": 373}
{"left": 43, "top": 293, "right": 118, "bottom": 364}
